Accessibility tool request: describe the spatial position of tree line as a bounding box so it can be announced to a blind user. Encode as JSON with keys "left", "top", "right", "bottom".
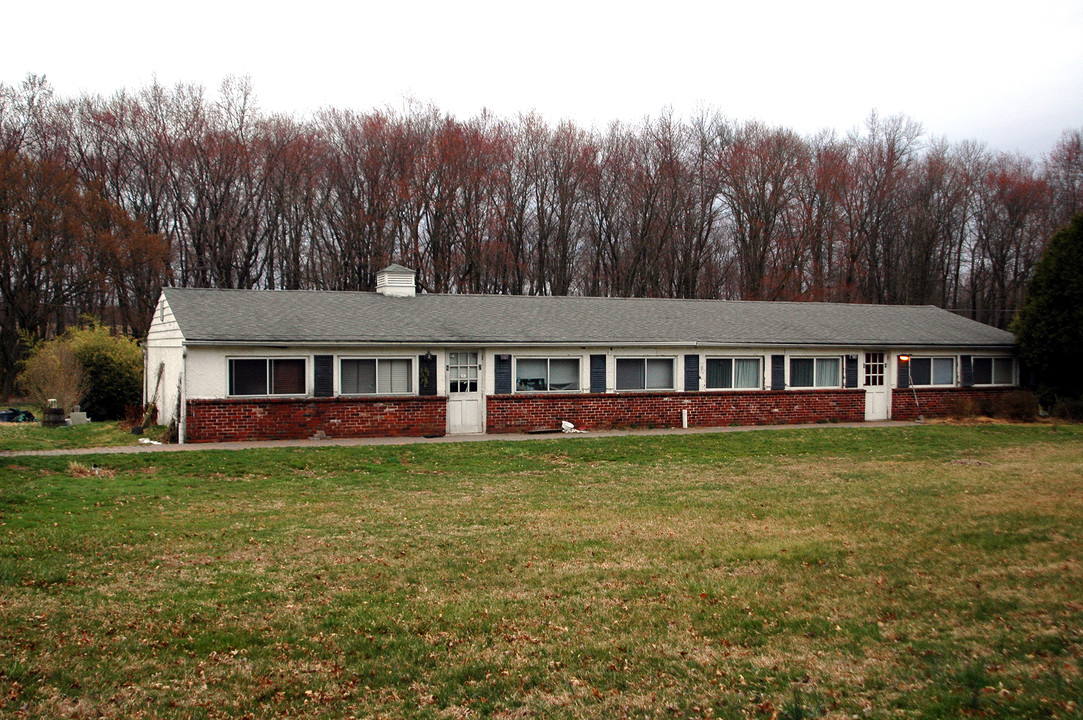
{"left": 1, "top": 74, "right": 1081, "bottom": 394}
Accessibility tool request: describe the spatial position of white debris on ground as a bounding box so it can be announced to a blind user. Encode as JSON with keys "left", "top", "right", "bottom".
{"left": 561, "top": 420, "right": 586, "bottom": 434}
{"left": 137, "top": 438, "right": 163, "bottom": 445}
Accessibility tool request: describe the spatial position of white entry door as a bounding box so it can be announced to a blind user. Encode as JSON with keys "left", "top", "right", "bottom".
{"left": 446, "top": 351, "right": 483, "bottom": 434}
{"left": 863, "top": 352, "right": 890, "bottom": 420}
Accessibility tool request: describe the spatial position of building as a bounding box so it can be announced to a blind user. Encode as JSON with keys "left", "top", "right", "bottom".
{"left": 144, "top": 265, "right": 1018, "bottom": 443}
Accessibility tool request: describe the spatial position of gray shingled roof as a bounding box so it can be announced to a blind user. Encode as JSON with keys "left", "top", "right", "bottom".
{"left": 161, "top": 288, "right": 1016, "bottom": 349}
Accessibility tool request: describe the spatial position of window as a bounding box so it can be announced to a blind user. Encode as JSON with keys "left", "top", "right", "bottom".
{"left": 705, "top": 357, "right": 761, "bottom": 389}
{"left": 448, "top": 352, "right": 479, "bottom": 393}
{"left": 340, "top": 358, "right": 412, "bottom": 395}
{"left": 864, "top": 353, "right": 885, "bottom": 387}
{"left": 516, "top": 357, "right": 580, "bottom": 392}
{"left": 616, "top": 358, "right": 674, "bottom": 391}
{"left": 229, "top": 358, "right": 306, "bottom": 396}
{"left": 790, "top": 357, "right": 841, "bottom": 388}
{"left": 973, "top": 356, "right": 1014, "bottom": 385}
{"left": 908, "top": 357, "right": 954, "bottom": 386}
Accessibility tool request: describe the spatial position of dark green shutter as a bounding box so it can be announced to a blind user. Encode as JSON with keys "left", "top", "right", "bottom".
{"left": 844, "top": 355, "right": 858, "bottom": 388}
{"left": 314, "top": 355, "right": 334, "bottom": 397}
{"left": 418, "top": 354, "right": 438, "bottom": 396}
{"left": 590, "top": 354, "right": 606, "bottom": 393}
{"left": 897, "top": 357, "right": 910, "bottom": 388}
{"left": 770, "top": 354, "right": 785, "bottom": 390}
{"left": 960, "top": 355, "right": 974, "bottom": 387}
{"left": 684, "top": 354, "right": 700, "bottom": 391}
{"left": 494, "top": 355, "right": 512, "bottom": 394}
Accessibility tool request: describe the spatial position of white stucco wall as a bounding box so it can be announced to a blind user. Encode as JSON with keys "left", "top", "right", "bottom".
{"left": 170, "top": 345, "right": 1001, "bottom": 403}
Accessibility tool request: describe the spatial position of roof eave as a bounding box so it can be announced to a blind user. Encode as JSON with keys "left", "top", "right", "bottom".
{"left": 180, "top": 338, "right": 1016, "bottom": 349}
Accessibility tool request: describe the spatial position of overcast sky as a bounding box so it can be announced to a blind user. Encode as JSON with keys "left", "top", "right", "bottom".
{"left": 4, "top": 0, "right": 1080, "bottom": 157}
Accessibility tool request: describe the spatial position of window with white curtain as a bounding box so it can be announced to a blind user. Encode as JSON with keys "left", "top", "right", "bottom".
{"left": 789, "top": 357, "right": 841, "bottom": 388}
{"left": 705, "top": 357, "right": 761, "bottom": 389}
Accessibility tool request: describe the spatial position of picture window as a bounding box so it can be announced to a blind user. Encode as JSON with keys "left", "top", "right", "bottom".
{"left": 789, "top": 357, "right": 841, "bottom": 388}
{"left": 615, "top": 358, "right": 675, "bottom": 391}
{"left": 229, "top": 358, "right": 306, "bottom": 396}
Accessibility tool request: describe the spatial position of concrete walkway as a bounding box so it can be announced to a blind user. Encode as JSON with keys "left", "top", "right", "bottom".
{"left": 0, "top": 420, "right": 916, "bottom": 457}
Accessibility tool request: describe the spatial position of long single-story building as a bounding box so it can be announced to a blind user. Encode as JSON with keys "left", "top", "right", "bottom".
{"left": 144, "top": 264, "right": 1018, "bottom": 443}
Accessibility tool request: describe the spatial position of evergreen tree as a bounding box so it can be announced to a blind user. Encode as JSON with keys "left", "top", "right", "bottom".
{"left": 1012, "top": 214, "right": 1083, "bottom": 404}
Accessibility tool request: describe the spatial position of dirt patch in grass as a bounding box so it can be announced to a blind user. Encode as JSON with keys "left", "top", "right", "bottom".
{"left": 67, "top": 460, "right": 117, "bottom": 478}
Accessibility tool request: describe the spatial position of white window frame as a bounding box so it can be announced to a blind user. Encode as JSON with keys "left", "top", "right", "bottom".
{"left": 704, "top": 356, "right": 763, "bottom": 390}
{"left": 615, "top": 357, "right": 676, "bottom": 391}
{"left": 228, "top": 357, "right": 308, "bottom": 397}
{"left": 338, "top": 356, "right": 415, "bottom": 396}
{"left": 789, "top": 356, "right": 842, "bottom": 389}
{"left": 863, "top": 352, "right": 886, "bottom": 387}
{"left": 514, "top": 356, "right": 582, "bottom": 393}
{"left": 971, "top": 356, "right": 1015, "bottom": 386}
{"left": 907, "top": 356, "right": 955, "bottom": 387}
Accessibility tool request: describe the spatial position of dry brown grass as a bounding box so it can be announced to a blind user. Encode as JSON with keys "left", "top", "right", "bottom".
{"left": 66, "top": 461, "right": 116, "bottom": 478}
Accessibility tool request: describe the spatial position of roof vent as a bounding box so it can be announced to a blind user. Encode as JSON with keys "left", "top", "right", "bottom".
{"left": 375, "top": 264, "right": 416, "bottom": 298}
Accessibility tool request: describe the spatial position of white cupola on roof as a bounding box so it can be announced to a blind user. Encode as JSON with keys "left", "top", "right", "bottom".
{"left": 375, "top": 264, "right": 416, "bottom": 297}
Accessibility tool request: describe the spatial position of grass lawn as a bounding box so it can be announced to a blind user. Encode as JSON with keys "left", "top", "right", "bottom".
{"left": 0, "top": 413, "right": 169, "bottom": 452}
{"left": 0, "top": 424, "right": 1080, "bottom": 719}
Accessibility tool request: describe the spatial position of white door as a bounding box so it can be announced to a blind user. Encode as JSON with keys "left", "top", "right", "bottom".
{"left": 863, "top": 352, "right": 890, "bottom": 420}
{"left": 446, "top": 351, "right": 483, "bottom": 434}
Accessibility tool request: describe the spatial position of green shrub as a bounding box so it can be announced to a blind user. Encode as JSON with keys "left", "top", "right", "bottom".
{"left": 66, "top": 326, "right": 142, "bottom": 421}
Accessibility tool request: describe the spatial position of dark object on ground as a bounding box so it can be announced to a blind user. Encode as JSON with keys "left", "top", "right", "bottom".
{"left": 0, "top": 408, "right": 36, "bottom": 423}
{"left": 41, "top": 407, "right": 66, "bottom": 427}
{"left": 131, "top": 425, "right": 143, "bottom": 435}
{"left": 1053, "top": 398, "right": 1083, "bottom": 421}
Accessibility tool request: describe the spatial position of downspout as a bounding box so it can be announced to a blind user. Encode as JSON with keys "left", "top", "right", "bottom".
{"left": 142, "top": 343, "right": 149, "bottom": 407}
{"left": 179, "top": 346, "right": 188, "bottom": 444}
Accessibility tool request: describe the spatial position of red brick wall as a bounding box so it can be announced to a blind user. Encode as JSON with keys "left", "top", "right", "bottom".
{"left": 185, "top": 396, "right": 446, "bottom": 443}
{"left": 891, "top": 387, "right": 1017, "bottom": 420}
{"left": 486, "top": 390, "right": 866, "bottom": 433}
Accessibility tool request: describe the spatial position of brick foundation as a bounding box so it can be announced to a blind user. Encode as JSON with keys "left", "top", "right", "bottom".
{"left": 185, "top": 396, "right": 447, "bottom": 443}
{"left": 891, "top": 387, "right": 1018, "bottom": 420}
{"left": 486, "top": 390, "right": 866, "bottom": 433}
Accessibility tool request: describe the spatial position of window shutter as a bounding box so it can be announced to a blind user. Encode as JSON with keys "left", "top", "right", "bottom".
{"left": 960, "top": 355, "right": 974, "bottom": 387}
{"left": 418, "top": 354, "right": 438, "bottom": 396}
{"left": 770, "top": 354, "right": 785, "bottom": 390}
{"left": 494, "top": 354, "right": 512, "bottom": 394}
{"left": 1019, "top": 357, "right": 1032, "bottom": 388}
{"left": 684, "top": 354, "right": 700, "bottom": 391}
{"left": 314, "top": 355, "right": 333, "bottom": 397}
{"left": 845, "top": 355, "right": 858, "bottom": 388}
{"left": 897, "top": 357, "right": 910, "bottom": 388}
{"left": 589, "top": 354, "right": 606, "bottom": 393}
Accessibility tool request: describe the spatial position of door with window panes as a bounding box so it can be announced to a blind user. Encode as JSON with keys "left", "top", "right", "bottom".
{"left": 446, "top": 351, "right": 483, "bottom": 433}
{"left": 863, "top": 352, "right": 890, "bottom": 420}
